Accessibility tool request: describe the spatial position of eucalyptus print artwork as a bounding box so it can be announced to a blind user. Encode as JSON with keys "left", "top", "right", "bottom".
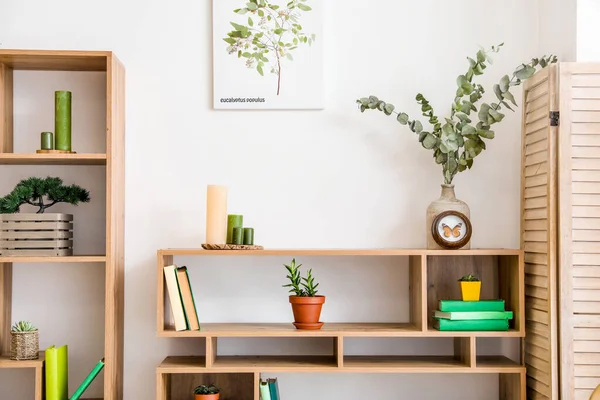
{"left": 224, "top": 0, "right": 316, "bottom": 95}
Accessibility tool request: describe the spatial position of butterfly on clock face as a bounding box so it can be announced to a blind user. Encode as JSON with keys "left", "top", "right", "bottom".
{"left": 442, "top": 223, "right": 463, "bottom": 239}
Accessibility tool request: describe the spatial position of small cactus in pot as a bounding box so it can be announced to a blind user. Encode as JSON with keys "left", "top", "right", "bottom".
{"left": 10, "top": 321, "right": 39, "bottom": 360}
{"left": 194, "top": 384, "right": 220, "bottom": 400}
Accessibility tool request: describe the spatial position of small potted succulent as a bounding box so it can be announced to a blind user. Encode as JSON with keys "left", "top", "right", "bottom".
{"left": 283, "top": 258, "right": 325, "bottom": 330}
{"left": 193, "top": 384, "right": 220, "bottom": 400}
{"left": 10, "top": 321, "right": 39, "bottom": 360}
{"left": 459, "top": 274, "right": 481, "bottom": 301}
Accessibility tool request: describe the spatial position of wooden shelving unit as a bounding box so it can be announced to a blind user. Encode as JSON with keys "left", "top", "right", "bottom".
{"left": 156, "top": 248, "right": 526, "bottom": 400}
{"left": 0, "top": 50, "right": 125, "bottom": 400}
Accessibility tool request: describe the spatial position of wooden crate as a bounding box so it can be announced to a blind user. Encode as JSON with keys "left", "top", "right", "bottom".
{"left": 0, "top": 213, "right": 73, "bottom": 256}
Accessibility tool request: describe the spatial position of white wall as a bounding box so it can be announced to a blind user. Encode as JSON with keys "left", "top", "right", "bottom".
{"left": 539, "top": 0, "right": 578, "bottom": 61}
{"left": 577, "top": 0, "right": 600, "bottom": 61}
{"left": 0, "top": 1, "right": 550, "bottom": 399}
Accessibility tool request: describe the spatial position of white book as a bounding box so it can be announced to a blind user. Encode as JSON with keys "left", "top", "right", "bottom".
{"left": 164, "top": 264, "right": 187, "bottom": 331}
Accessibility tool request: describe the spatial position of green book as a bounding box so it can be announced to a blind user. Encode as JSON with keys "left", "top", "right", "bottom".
{"left": 434, "top": 311, "right": 513, "bottom": 320}
{"left": 434, "top": 318, "right": 509, "bottom": 331}
{"left": 268, "top": 378, "right": 280, "bottom": 400}
{"left": 259, "top": 380, "right": 271, "bottom": 400}
{"left": 46, "top": 345, "right": 68, "bottom": 400}
{"left": 70, "top": 358, "right": 105, "bottom": 400}
{"left": 438, "top": 300, "right": 505, "bottom": 312}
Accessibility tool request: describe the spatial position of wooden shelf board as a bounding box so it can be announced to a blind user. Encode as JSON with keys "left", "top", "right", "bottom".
{"left": 344, "top": 355, "right": 524, "bottom": 373}
{"left": 213, "top": 356, "right": 337, "bottom": 372}
{"left": 0, "top": 352, "right": 44, "bottom": 369}
{"left": 160, "top": 323, "right": 421, "bottom": 337}
{"left": 0, "top": 255, "right": 106, "bottom": 263}
{"left": 157, "top": 356, "right": 206, "bottom": 373}
{"left": 0, "top": 50, "right": 110, "bottom": 71}
{"left": 476, "top": 356, "right": 525, "bottom": 373}
{"left": 159, "top": 248, "right": 523, "bottom": 257}
{"left": 0, "top": 153, "right": 107, "bottom": 165}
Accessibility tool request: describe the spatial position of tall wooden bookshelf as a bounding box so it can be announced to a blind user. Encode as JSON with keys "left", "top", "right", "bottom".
{"left": 0, "top": 50, "right": 125, "bottom": 400}
{"left": 156, "top": 248, "right": 526, "bottom": 400}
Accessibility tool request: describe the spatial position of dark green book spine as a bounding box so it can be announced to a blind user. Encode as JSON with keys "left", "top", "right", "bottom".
{"left": 439, "top": 300, "right": 505, "bottom": 312}
{"left": 434, "top": 318, "right": 509, "bottom": 331}
{"left": 184, "top": 267, "right": 200, "bottom": 330}
{"left": 268, "top": 378, "right": 279, "bottom": 400}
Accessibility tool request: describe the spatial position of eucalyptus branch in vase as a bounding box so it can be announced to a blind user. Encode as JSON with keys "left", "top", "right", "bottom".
{"left": 357, "top": 44, "right": 557, "bottom": 185}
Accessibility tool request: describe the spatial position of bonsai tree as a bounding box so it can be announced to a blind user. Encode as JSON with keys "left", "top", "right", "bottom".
{"left": 459, "top": 274, "right": 480, "bottom": 282}
{"left": 357, "top": 44, "right": 558, "bottom": 184}
{"left": 194, "top": 385, "right": 220, "bottom": 395}
{"left": 0, "top": 177, "right": 90, "bottom": 214}
{"left": 224, "top": 0, "right": 316, "bottom": 95}
{"left": 283, "top": 258, "right": 319, "bottom": 296}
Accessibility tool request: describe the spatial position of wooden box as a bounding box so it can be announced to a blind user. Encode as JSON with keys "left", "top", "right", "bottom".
{"left": 0, "top": 213, "right": 73, "bottom": 256}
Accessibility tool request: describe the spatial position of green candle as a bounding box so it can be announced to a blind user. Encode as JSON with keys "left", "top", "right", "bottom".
{"left": 226, "top": 214, "right": 243, "bottom": 244}
{"left": 243, "top": 227, "right": 254, "bottom": 245}
{"left": 40, "top": 132, "right": 54, "bottom": 150}
{"left": 55, "top": 91, "right": 72, "bottom": 151}
{"left": 232, "top": 227, "right": 244, "bottom": 245}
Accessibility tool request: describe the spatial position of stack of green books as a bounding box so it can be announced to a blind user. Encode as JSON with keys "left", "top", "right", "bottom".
{"left": 433, "top": 300, "right": 513, "bottom": 331}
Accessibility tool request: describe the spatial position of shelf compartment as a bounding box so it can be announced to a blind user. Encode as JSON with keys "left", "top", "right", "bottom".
{"left": 343, "top": 356, "right": 469, "bottom": 372}
{"left": 160, "top": 323, "right": 421, "bottom": 338}
{"left": 213, "top": 356, "right": 337, "bottom": 372}
{"left": 0, "top": 153, "right": 107, "bottom": 165}
{"left": 426, "top": 254, "right": 524, "bottom": 333}
{"left": 0, "top": 50, "right": 110, "bottom": 71}
{"left": 0, "top": 255, "right": 106, "bottom": 263}
{"left": 156, "top": 371, "right": 254, "bottom": 400}
{"left": 158, "top": 356, "right": 207, "bottom": 373}
{"left": 476, "top": 356, "right": 525, "bottom": 373}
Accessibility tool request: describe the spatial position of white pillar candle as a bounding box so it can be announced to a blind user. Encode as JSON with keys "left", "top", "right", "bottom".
{"left": 205, "top": 185, "right": 228, "bottom": 244}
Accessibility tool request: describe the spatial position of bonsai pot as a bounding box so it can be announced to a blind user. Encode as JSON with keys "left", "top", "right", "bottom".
{"left": 289, "top": 295, "right": 325, "bottom": 330}
{"left": 194, "top": 395, "right": 220, "bottom": 400}
{"left": 460, "top": 281, "right": 481, "bottom": 301}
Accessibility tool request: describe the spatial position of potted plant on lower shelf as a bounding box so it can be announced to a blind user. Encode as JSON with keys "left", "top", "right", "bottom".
{"left": 193, "top": 384, "right": 220, "bottom": 400}
{"left": 10, "top": 321, "right": 39, "bottom": 360}
{"left": 459, "top": 274, "right": 481, "bottom": 301}
{"left": 283, "top": 258, "right": 325, "bottom": 330}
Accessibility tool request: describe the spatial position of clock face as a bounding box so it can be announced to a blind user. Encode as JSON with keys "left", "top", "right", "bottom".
{"left": 432, "top": 211, "right": 472, "bottom": 249}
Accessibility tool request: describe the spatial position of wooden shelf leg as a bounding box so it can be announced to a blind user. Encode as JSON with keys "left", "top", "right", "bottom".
{"left": 206, "top": 337, "right": 217, "bottom": 368}
{"left": 0, "top": 262, "right": 12, "bottom": 356}
{"left": 254, "top": 372, "right": 260, "bottom": 400}
{"left": 409, "top": 255, "right": 427, "bottom": 331}
{"left": 35, "top": 365, "right": 43, "bottom": 400}
{"left": 500, "top": 371, "right": 526, "bottom": 400}
{"left": 333, "top": 336, "right": 343, "bottom": 368}
{"left": 453, "top": 337, "right": 475, "bottom": 368}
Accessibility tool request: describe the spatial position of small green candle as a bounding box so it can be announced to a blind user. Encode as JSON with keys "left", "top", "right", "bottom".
{"left": 55, "top": 90, "right": 72, "bottom": 152}
{"left": 226, "top": 214, "right": 243, "bottom": 244}
{"left": 40, "top": 132, "right": 54, "bottom": 150}
{"left": 243, "top": 227, "right": 254, "bottom": 245}
{"left": 232, "top": 227, "right": 244, "bottom": 245}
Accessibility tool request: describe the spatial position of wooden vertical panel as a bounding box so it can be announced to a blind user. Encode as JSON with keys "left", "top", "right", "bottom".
{"left": 521, "top": 64, "right": 558, "bottom": 400}
{"left": 253, "top": 372, "right": 260, "bottom": 400}
{"left": 500, "top": 372, "right": 526, "bottom": 400}
{"left": 499, "top": 255, "right": 525, "bottom": 333}
{"left": 0, "top": 263, "right": 11, "bottom": 356}
{"left": 34, "top": 365, "right": 43, "bottom": 400}
{"left": 453, "top": 337, "right": 475, "bottom": 367}
{"left": 558, "top": 62, "right": 600, "bottom": 400}
{"left": 156, "top": 372, "right": 170, "bottom": 400}
{"left": 409, "top": 255, "right": 426, "bottom": 331}
{"left": 333, "top": 336, "right": 343, "bottom": 368}
{"left": 105, "top": 53, "right": 126, "bottom": 400}
{"left": 206, "top": 337, "right": 218, "bottom": 368}
{"left": 158, "top": 254, "right": 174, "bottom": 332}
{"left": 0, "top": 63, "right": 13, "bottom": 153}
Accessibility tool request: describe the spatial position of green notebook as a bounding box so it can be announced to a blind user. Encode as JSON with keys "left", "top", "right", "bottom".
{"left": 259, "top": 380, "right": 271, "bottom": 400}
{"left": 433, "top": 318, "right": 509, "bottom": 331}
{"left": 438, "top": 300, "right": 505, "bottom": 312}
{"left": 434, "top": 311, "right": 513, "bottom": 320}
{"left": 46, "top": 345, "right": 68, "bottom": 400}
{"left": 70, "top": 358, "right": 105, "bottom": 400}
{"left": 268, "top": 378, "right": 280, "bottom": 400}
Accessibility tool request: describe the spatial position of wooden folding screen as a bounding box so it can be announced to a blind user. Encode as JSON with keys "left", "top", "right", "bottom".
{"left": 522, "top": 63, "right": 600, "bottom": 400}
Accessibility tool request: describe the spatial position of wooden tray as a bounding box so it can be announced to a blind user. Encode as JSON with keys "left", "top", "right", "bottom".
{"left": 36, "top": 149, "right": 77, "bottom": 154}
{"left": 202, "top": 244, "right": 264, "bottom": 250}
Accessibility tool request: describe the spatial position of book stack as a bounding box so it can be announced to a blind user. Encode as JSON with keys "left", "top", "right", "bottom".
{"left": 259, "top": 378, "right": 280, "bottom": 400}
{"left": 433, "top": 300, "right": 513, "bottom": 331}
{"left": 164, "top": 265, "right": 200, "bottom": 331}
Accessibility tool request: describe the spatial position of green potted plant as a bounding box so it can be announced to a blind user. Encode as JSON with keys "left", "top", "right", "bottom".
{"left": 193, "top": 384, "right": 220, "bottom": 400}
{"left": 459, "top": 274, "right": 481, "bottom": 301}
{"left": 283, "top": 258, "right": 325, "bottom": 330}
{"left": 0, "top": 177, "right": 90, "bottom": 256}
{"left": 10, "top": 321, "right": 39, "bottom": 360}
{"left": 356, "top": 44, "right": 557, "bottom": 249}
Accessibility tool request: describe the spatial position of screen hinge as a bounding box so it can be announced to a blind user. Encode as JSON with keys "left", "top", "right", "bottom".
{"left": 550, "top": 111, "right": 560, "bottom": 127}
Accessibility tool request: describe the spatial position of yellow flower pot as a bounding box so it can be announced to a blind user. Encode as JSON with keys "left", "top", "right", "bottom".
{"left": 460, "top": 281, "right": 481, "bottom": 301}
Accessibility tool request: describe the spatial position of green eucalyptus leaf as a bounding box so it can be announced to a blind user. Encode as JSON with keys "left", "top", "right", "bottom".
{"left": 477, "top": 129, "right": 495, "bottom": 139}
{"left": 297, "top": 3, "right": 312, "bottom": 11}
{"left": 499, "top": 75, "right": 510, "bottom": 92}
{"left": 397, "top": 113, "right": 409, "bottom": 125}
{"left": 456, "top": 113, "right": 472, "bottom": 123}
{"left": 493, "top": 84, "right": 504, "bottom": 101}
{"left": 422, "top": 134, "right": 438, "bottom": 149}
{"left": 384, "top": 103, "right": 395, "bottom": 115}
{"left": 414, "top": 120, "right": 424, "bottom": 133}
{"left": 477, "top": 50, "right": 486, "bottom": 63}
{"left": 478, "top": 103, "right": 491, "bottom": 123}
{"left": 462, "top": 124, "right": 476, "bottom": 136}
{"left": 467, "top": 57, "right": 477, "bottom": 68}
{"left": 503, "top": 90, "right": 517, "bottom": 106}
{"left": 515, "top": 65, "right": 536, "bottom": 80}
{"left": 248, "top": 17, "right": 254, "bottom": 26}
{"left": 488, "top": 108, "right": 504, "bottom": 122}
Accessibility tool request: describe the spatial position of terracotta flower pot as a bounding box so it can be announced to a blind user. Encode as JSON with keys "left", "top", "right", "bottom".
{"left": 460, "top": 281, "right": 481, "bottom": 301}
{"left": 195, "top": 394, "right": 220, "bottom": 400}
{"left": 289, "top": 295, "right": 325, "bottom": 330}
